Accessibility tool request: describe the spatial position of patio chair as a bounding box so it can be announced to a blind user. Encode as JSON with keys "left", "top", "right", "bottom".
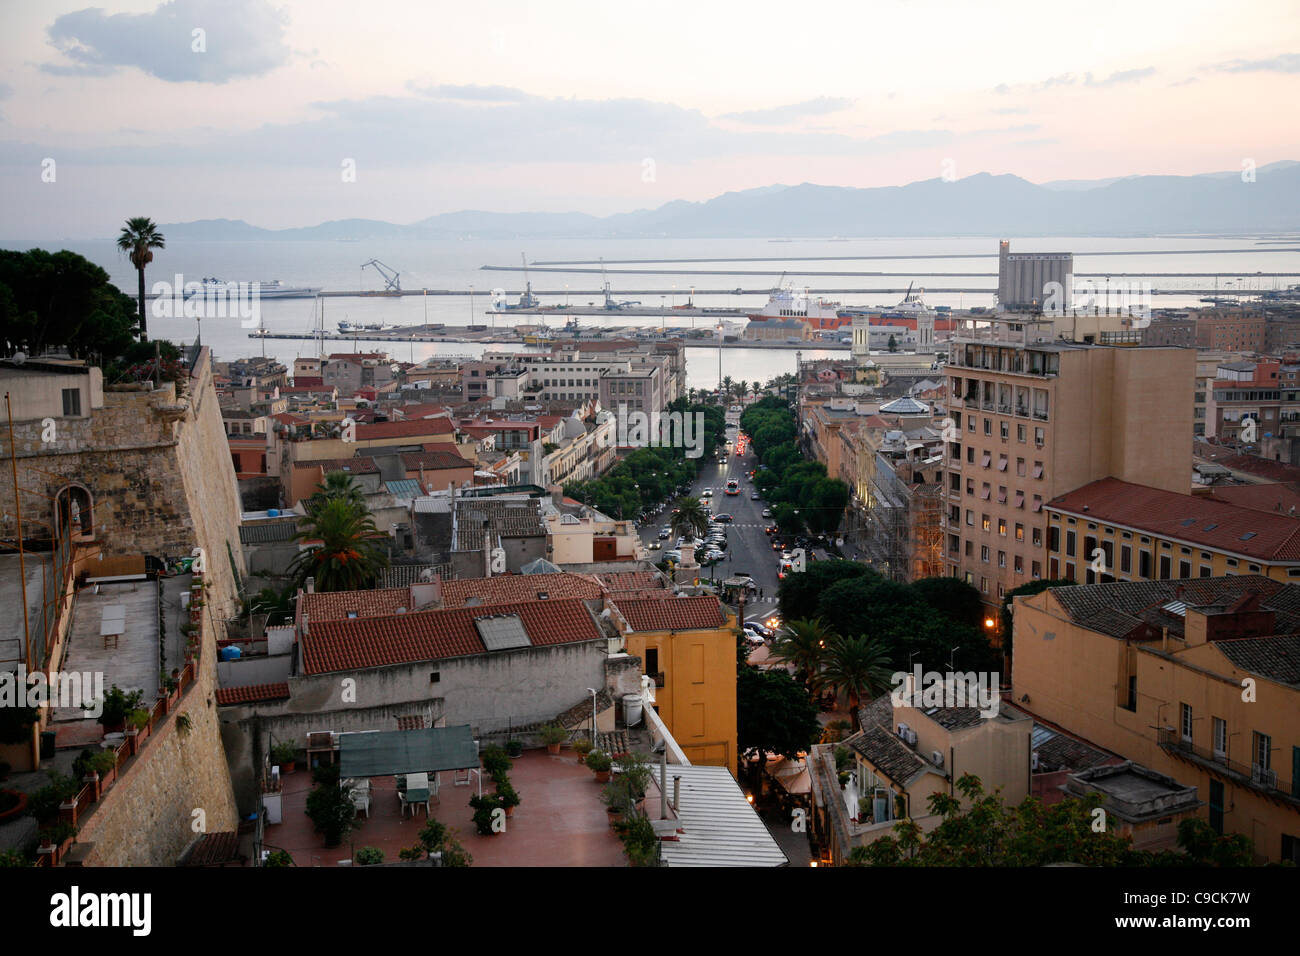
{"left": 350, "top": 789, "right": 371, "bottom": 818}
{"left": 402, "top": 772, "right": 431, "bottom": 818}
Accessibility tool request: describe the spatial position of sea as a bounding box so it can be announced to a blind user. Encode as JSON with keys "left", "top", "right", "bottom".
{"left": 4, "top": 235, "right": 1298, "bottom": 391}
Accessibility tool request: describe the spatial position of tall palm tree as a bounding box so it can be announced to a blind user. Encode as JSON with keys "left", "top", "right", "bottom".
{"left": 116, "top": 217, "right": 165, "bottom": 342}
{"left": 770, "top": 617, "right": 835, "bottom": 689}
{"left": 816, "top": 634, "right": 895, "bottom": 729}
{"left": 306, "top": 471, "right": 367, "bottom": 515}
{"left": 721, "top": 375, "right": 734, "bottom": 401}
{"left": 669, "top": 495, "right": 710, "bottom": 544}
{"left": 288, "top": 498, "right": 389, "bottom": 591}
{"left": 736, "top": 380, "right": 749, "bottom": 402}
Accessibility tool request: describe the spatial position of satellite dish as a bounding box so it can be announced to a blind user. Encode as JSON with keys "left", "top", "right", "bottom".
{"left": 11, "top": 351, "right": 26, "bottom": 365}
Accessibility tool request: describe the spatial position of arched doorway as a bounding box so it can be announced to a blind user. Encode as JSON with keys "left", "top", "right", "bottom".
{"left": 55, "top": 484, "right": 94, "bottom": 541}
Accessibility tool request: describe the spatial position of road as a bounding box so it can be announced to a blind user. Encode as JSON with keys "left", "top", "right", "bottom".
{"left": 636, "top": 405, "right": 783, "bottom": 631}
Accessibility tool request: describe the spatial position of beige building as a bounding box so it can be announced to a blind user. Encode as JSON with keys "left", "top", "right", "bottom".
{"left": 942, "top": 315, "right": 1195, "bottom": 608}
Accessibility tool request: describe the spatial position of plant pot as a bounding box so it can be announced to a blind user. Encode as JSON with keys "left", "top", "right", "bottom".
{"left": 504, "top": 805, "right": 514, "bottom": 818}
{"left": 595, "top": 770, "right": 610, "bottom": 784}
{"left": 546, "top": 743, "right": 561, "bottom": 755}
{"left": 280, "top": 760, "right": 296, "bottom": 774}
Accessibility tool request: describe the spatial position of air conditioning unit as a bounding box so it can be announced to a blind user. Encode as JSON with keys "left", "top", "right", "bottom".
{"left": 931, "top": 750, "right": 944, "bottom": 768}
{"left": 907, "top": 728, "right": 919, "bottom": 747}
{"left": 896, "top": 722, "right": 910, "bottom": 741}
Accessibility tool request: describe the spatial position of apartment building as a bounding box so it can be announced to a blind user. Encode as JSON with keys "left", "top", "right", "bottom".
{"left": 1011, "top": 576, "right": 1300, "bottom": 863}
{"left": 1196, "top": 307, "right": 1266, "bottom": 352}
{"left": 321, "top": 352, "right": 397, "bottom": 394}
{"left": 1209, "top": 358, "right": 1286, "bottom": 444}
{"left": 1045, "top": 477, "right": 1300, "bottom": 584}
{"left": 599, "top": 363, "right": 664, "bottom": 420}
{"left": 942, "top": 315, "right": 1195, "bottom": 607}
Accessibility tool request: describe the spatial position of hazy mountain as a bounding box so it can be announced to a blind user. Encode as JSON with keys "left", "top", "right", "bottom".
{"left": 160, "top": 163, "right": 1300, "bottom": 240}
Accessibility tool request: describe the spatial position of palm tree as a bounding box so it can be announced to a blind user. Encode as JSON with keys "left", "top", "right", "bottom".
{"left": 721, "top": 375, "right": 734, "bottom": 401}
{"left": 288, "top": 498, "right": 389, "bottom": 591}
{"left": 116, "top": 217, "right": 165, "bottom": 342}
{"left": 736, "top": 380, "right": 749, "bottom": 403}
{"left": 770, "top": 617, "right": 835, "bottom": 689}
{"left": 815, "top": 634, "right": 895, "bottom": 728}
{"left": 305, "top": 471, "right": 367, "bottom": 515}
{"left": 669, "top": 495, "right": 710, "bottom": 544}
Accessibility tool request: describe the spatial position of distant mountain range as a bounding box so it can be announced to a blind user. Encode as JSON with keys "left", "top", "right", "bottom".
{"left": 162, "top": 161, "right": 1300, "bottom": 241}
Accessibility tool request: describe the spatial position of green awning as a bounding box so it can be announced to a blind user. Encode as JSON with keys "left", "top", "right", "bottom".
{"left": 338, "top": 725, "right": 479, "bottom": 777}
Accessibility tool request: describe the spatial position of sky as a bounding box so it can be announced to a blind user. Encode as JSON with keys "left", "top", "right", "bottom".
{"left": 0, "top": 0, "right": 1298, "bottom": 237}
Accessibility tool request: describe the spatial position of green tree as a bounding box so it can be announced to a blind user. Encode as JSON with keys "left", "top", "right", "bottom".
{"left": 737, "top": 665, "right": 821, "bottom": 801}
{"left": 769, "top": 617, "right": 834, "bottom": 688}
{"left": 289, "top": 498, "right": 389, "bottom": 591}
{"left": 778, "top": 559, "right": 874, "bottom": 622}
{"left": 669, "top": 496, "right": 710, "bottom": 542}
{"left": 815, "top": 634, "right": 894, "bottom": 728}
{"left": 305, "top": 471, "right": 368, "bottom": 515}
{"left": 0, "top": 249, "right": 139, "bottom": 359}
{"left": 910, "top": 576, "right": 987, "bottom": 631}
{"left": 116, "top": 217, "right": 165, "bottom": 342}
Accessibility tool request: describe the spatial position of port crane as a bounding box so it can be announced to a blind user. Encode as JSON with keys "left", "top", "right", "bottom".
{"left": 518, "top": 253, "right": 539, "bottom": 308}
{"left": 360, "top": 258, "right": 401, "bottom": 293}
{"left": 599, "top": 257, "right": 640, "bottom": 310}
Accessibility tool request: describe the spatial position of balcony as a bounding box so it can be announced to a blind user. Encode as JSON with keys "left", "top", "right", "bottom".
{"left": 1158, "top": 729, "right": 1300, "bottom": 807}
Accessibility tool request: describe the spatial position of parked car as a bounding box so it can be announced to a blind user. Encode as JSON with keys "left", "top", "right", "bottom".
{"left": 658, "top": 528, "right": 671, "bottom": 539}
{"left": 764, "top": 525, "right": 778, "bottom": 535}
{"left": 713, "top": 513, "right": 734, "bottom": 523}
{"left": 664, "top": 550, "right": 682, "bottom": 563}
{"left": 750, "top": 491, "right": 760, "bottom": 500}
{"left": 702, "top": 489, "right": 713, "bottom": 498}
{"left": 762, "top": 508, "right": 772, "bottom": 518}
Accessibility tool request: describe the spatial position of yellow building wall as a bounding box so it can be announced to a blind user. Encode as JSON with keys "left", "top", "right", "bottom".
{"left": 624, "top": 615, "right": 738, "bottom": 770}
{"left": 1012, "top": 589, "right": 1300, "bottom": 863}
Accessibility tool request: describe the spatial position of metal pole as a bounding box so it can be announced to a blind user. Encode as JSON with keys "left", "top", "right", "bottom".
{"left": 5, "top": 394, "right": 32, "bottom": 671}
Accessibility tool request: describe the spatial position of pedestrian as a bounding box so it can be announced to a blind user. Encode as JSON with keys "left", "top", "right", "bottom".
{"left": 759, "top": 587, "right": 763, "bottom": 599}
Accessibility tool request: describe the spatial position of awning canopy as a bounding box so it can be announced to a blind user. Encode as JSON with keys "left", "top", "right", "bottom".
{"left": 338, "top": 725, "right": 479, "bottom": 778}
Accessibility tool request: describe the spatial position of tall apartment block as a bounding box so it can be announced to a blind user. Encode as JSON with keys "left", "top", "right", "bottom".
{"left": 941, "top": 315, "right": 1195, "bottom": 608}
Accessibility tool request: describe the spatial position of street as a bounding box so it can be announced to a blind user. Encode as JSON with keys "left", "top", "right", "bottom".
{"left": 636, "top": 404, "right": 783, "bottom": 631}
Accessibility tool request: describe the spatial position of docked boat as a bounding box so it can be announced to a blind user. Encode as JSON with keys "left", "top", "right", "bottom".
{"left": 748, "top": 286, "right": 849, "bottom": 330}
{"left": 837, "top": 284, "right": 957, "bottom": 330}
{"left": 338, "top": 320, "right": 391, "bottom": 333}
{"left": 184, "top": 277, "right": 321, "bottom": 299}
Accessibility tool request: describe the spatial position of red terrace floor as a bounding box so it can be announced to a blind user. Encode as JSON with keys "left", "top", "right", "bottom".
{"left": 264, "top": 749, "right": 627, "bottom": 867}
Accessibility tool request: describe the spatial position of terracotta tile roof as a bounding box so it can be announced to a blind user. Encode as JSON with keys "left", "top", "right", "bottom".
{"left": 400, "top": 450, "right": 471, "bottom": 471}
{"left": 1205, "top": 482, "right": 1300, "bottom": 516}
{"left": 1194, "top": 442, "right": 1300, "bottom": 484}
{"left": 439, "top": 572, "right": 603, "bottom": 608}
{"left": 595, "top": 570, "right": 662, "bottom": 591}
{"left": 271, "top": 412, "right": 311, "bottom": 426}
{"left": 844, "top": 723, "right": 928, "bottom": 787}
{"left": 182, "top": 831, "right": 245, "bottom": 866}
{"left": 301, "top": 598, "right": 604, "bottom": 674}
{"left": 355, "top": 419, "right": 455, "bottom": 440}
{"left": 614, "top": 595, "right": 727, "bottom": 632}
{"left": 1213, "top": 634, "right": 1300, "bottom": 687}
{"left": 215, "top": 682, "right": 291, "bottom": 706}
{"left": 292, "top": 456, "right": 379, "bottom": 473}
{"left": 299, "top": 587, "right": 419, "bottom": 622}
{"left": 281, "top": 384, "right": 335, "bottom": 394}
{"left": 1048, "top": 477, "right": 1300, "bottom": 562}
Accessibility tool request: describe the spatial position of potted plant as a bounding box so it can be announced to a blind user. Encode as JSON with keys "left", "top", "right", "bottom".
{"left": 573, "top": 737, "right": 593, "bottom": 765}
{"left": 481, "top": 745, "right": 510, "bottom": 778}
{"left": 97, "top": 686, "right": 144, "bottom": 733}
{"left": 586, "top": 750, "right": 612, "bottom": 783}
{"left": 469, "top": 794, "right": 504, "bottom": 836}
{"left": 270, "top": 741, "right": 297, "bottom": 774}
{"left": 127, "top": 709, "right": 151, "bottom": 732}
{"left": 618, "top": 813, "right": 659, "bottom": 867}
{"left": 505, "top": 739, "right": 523, "bottom": 759}
{"left": 539, "top": 723, "right": 567, "bottom": 755}
{"left": 355, "top": 846, "right": 384, "bottom": 866}
{"left": 600, "top": 776, "right": 636, "bottom": 826}
{"left": 306, "top": 777, "right": 357, "bottom": 847}
{"left": 496, "top": 778, "right": 521, "bottom": 818}
{"left": 618, "top": 751, "right": 654, "bottom": 814}
{"left": 263, "top": 849, "right": 293, "bottom": 867}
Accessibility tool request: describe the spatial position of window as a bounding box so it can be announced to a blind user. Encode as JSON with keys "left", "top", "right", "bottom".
{"left": 984, "top": 418, "right": 992, "bottom": 436}
{"left": 1031, "top": 560, "right": 1041, "bottom": 579}
{"left": 982, "top": 514, "right": 991, "bottom": 532}
{"left": 1017, "top": 424, "right": 1026, "bottom": 442}
{"left": 1254, "top": 731, "right": 1272, "bottom": 777}
{"left": 1180, "top": 560, "right": 1191, "bottom": 579}
{"left": 1126, "top": 675, "right": 1137, "bottom": 711}
{"left": 1016, "top": 457, "right": 1026, "bottom": 476}
{"left": 1066, "top": 531, "right": 1076, "bottom": 557}
{"left": 1160, "top": 555, "right": 1172, "bottom": 579}
{"left": 981, "top": 545, "right": 990, "bottom": 563}
{"left": 1034, "top": 427, "right": 1045, "bottom": 446}
{"left": 1120, "top": 545, "right": 1132, "bottom": 574}
{"left": 646, "top": 647, "right": 659, "bottom": 675}
{"left": 966, "top": 509, "right": 975, "bottom": 526}
{"left": 1032, "top": 527, "right": 1042, "bottom": 548}
{"left": 1212, "top": 718, "right": 1226, "bottom": 760}
{"left": 1031, "top": 461, "right": 1044, "bottom": 479}
{"left": 1181, "top": 703, "right": 1193, "bottom": 743}
{"left": 1015, "top": 523, "right": 1024, "bottom": 542}
{"left": 1014, "top": 554, "right": 1023, "bottom": 573}
{"left": 998, "top": 550, "right": 1006, "bottom": 568}
{"left": 1000, "top": 421, "right": 1009, "bottom": 440}
{"left": 61, "top": 388, "right": 81, "bottom": 417}
{"left": 998, "top": 518, "right": 1007, "bottom": 537}
{"left": 1139, "top": 550, "right": 1152, "bottom": 578}
{"left": 998, "top": 455, "right": 1008, "bottom": 471}
{"left": 1048, "top": 526, "right": 1059, "bottom": 552}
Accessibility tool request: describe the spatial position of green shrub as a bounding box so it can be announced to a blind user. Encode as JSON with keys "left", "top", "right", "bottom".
{"left": 539, "top": 723, "right": 567, "bottom": 746}
{"left": 573, "top": 737, "right": 593, "bottom": 757}
{"left": 263, "top": 849, "right": 293, "bottom": 867}
{"left": 481, "top": 745, "right": 510, "bottom": 777}
{"left": 306, "top": 780, "right": 356, "bottom": 846}
{"left": 355, "top": 846, "right": 384, "bottom": 866}
{"left": 270, "top": 741, "right": 297, "bottom": 765}
{"left": 469, "top": 795, "right": 504, "bottom": 835}
{"left": 0, "top": 848, "right": 29, "bottom": 867}
{"left": 505, "top": 739, "right": 523, "bottom": 758}
{"left": 27, "top": 771, "right": 80, "bottom": 824}
{"left": 585, "top": 750, "right": 612, "bottom": 773}
{"left": 98, "top": 686, "right": 145, "bottom": 728}
{"left": 496, "top": 778, "right": 520, "bottom": 810}
{"left": 619, "top": 813, "right": 658, "bottom": 867}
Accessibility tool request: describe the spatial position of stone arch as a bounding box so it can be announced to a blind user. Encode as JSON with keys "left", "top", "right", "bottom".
{"left": 55, "top": 482, "right": 94, "bottom": 541}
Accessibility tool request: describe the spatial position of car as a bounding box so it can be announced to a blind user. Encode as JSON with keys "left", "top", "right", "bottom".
{"left": 702, "top": 489, "right": 713, "bottom": 498}
{"left": 703, "top": 549, "right": 724, "bottom": 563}
{"left": 658, "top": 528, "right": 670, "bottom": 539}
{"left": 764, "top": 525, "right": 778, "bottom": 535}
{"left": 750, "top": 491, "right": 760, "bottom": 500}
{"left": 746, "top": 621, "right": 774, "bottom": 638}
{"left": 664, "top": 550, "right": 682, "bottom": 563}
{"left": 743, "top": 629, "right": 766, "bottom": 646}
{"left": 771, "top": 538, "right": 785, "bottom": 550}
{"left": 762, "top": 508, "right": 772, "bottom": 518}
{"left": 648, "top": 541, "right": 662, "bottom": 550}
{"left": 725, "top": 422, "right": 738, "bottom": 430}
{"left": 712, "top": 513, "right": 733, "bottom": 523}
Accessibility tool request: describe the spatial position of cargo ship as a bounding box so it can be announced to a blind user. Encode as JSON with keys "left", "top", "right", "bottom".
{"left": 747, "top": 286, "right": 849, "bottom": 330}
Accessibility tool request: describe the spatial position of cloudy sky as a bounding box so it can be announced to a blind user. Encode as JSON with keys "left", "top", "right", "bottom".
{"left": 1, "top": 0, "right": 1297, "bottom": 237}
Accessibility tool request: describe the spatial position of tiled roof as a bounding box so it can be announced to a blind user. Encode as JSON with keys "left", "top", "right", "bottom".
{"left": 400, "top": 450, "right": 471, "bottom": 471}
{"left": 301, "top": 598, "right": 603, "bottom": 674}
{"left": 355, "top": 419, "right": 455, "bottom": 440}
{"left": 1193, "top": 442, "right": 1300, "bottom": 484}
{"left": 453, "top": 499, "right": 546, "bottom": 549}
{"left": 1206, "top": 482, "right": 1300, "bottom": 517}
{"left": 380, "top": 563, "right": 453, "bottom": 587}
{"left": 857, "top": 693, "right": 896, "bottom": 731}
{"left": 844, "top": 723, "right": 928, "bottom": 787}
{"left": 300, "top": 587, "right": 418, "bottom": 622}
{"left": 440, "top": 573, "right": 603, "bottom": 608}
{"left": 238, "top": 521, "right": 300, "bottom": 545}
{"left": 1046, "top": 575, "right": 1300, "bottom": 639}
{"left": 1213, "top": 635, "right": 1300, "bottom": 687}
{"left": 918, "top": 706, "right": 986, "bottom": 731}
{"left": 1048, "top": 477, "right": 1300, "bottom": 562}
{"left": 292, "top": 456, "right": 379, "bottom": 473}
{"left": 182, "top": 831, "right": 244, "bottom": 866}
{"left": 214, "top": 682, "right": 290, "bottom": 706}
{"left": 595, "top": 570, "right": 662, "bottom": 591}
{"left": 614, "top": 595, "right": 727, "bottom": 632}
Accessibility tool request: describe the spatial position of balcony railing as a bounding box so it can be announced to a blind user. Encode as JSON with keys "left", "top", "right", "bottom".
{"left": 1158, "top": 729, "right": 1299, "bottom": 804}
